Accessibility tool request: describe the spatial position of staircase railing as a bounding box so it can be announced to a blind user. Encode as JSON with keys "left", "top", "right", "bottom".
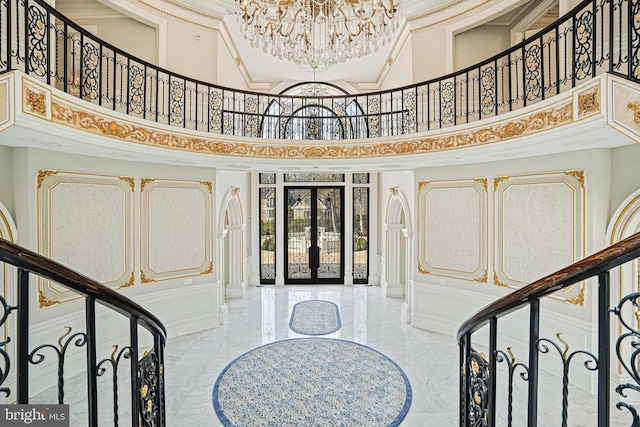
{"left": 0, "top": 237, "right": 166, "bottom": 426}
{"left": 1, "top": 0, "right": 636, "bottom": 140}
{"left": 457, "top": 232, "right": 640, "bottom": 426}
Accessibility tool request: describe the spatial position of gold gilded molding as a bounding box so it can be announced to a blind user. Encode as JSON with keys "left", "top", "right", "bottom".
{"left": 556, "top": 333, "right": 570, "bottom": 359}
{"left": 417, "top": 181, "right": 430, "bottom": 193}
{"left": 564, "top": 170, "right": 585, "bottom": 188}
{"left": 134, "top": 0, "right": 219, "bottom": 30}
{"left": 412, "top": 0, "right": 493, "bottom": 31}
{"left": 140, "top": 270, "right": 155, "bottom": 284}
{"left": 37, "top": 170, "right": 58, "bottom": 189}
{"left": 417, "top": 261, "right": 429, "bottom": 275}
{"left": 474, "top": 178, "right": 488, "bottom": 192}
{"left": 200, "top": 181, "right": 213, "bottom": 193}
{"left": 577, "top": 87, "right": 599, "bottom": 117}
{"left": 493, "top": 271, "right": 510, "bottom": 288}
{"left": 38, "top": 289, "right": 61, "bottom": 308}
{"left": 118, "top": 272, "right": 135, "bottom": 289}
{"left": 140, "top": 178, "right": 155, "bottom": 192}
{"left": 494, "top": 176, "right": 508, "bottom": 191}
{"left": 473, "top": 270, "right": 488, "bottom": 283}
{"left": 564, "top": 286, "right": 585, "bottom": 306}
{"left": 628, "top": 102, "right": 640, "bottom": 124}
{"left": 49, "top": 98, "right": 574, "bottom": 160}
{"left": 235, "top": 56, "right": 241, "bottom": 66}
{"left": 201, "top": 261, "right": 213, "bottom": 275}
{"left": 24, "top": 86, "right": 46, "bottom": 116}
{"left": 120, "top": 177, "right": 135, "bottom": 192}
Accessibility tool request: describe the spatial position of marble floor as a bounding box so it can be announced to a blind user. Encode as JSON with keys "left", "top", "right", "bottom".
{"left": 164, "top": 284, "right": 460, "bottom": 427}
{"left": 33, "top": 283, "right": 628, "bottom": 426}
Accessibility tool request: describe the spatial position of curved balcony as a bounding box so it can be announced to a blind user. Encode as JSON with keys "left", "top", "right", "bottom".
{"left": 1, "top": 0, "right": 638, "bottom": 170}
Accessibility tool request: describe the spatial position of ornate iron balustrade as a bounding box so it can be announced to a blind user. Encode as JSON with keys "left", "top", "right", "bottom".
{"left": 0, "top": 237, "right": 167, "bottom": 426}
{"left": 457, "top": 232, "right": 640, "bottom": 427}
{"left": 0, "top": 0, "right": 637, "bottom": 140}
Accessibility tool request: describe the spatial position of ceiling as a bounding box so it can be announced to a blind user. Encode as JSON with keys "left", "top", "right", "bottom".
{"left": 109, "top": 0, "right": 502, "bottom": 83}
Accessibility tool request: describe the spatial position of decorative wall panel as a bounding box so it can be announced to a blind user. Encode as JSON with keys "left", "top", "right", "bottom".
{"left": 417, "top": 179, "right": 488, "bottom": 282}
{"left": 22, "top": 79, "right": 51, "bottom": 120}
{"left": 140, "top": 179, "right": 212, "bottom": 283}
{"left": 494, "top": 171, "right": 585, "bottom": 304}
{"left": 37, "top": 171, "right": 134, "bottom": 306}
{"left": 0, "top": 75, "right": 13, "bottom": 131}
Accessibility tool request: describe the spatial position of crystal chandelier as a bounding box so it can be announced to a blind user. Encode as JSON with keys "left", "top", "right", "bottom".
{"left": 235, "top": 0, "right": 402, "bottom": 70}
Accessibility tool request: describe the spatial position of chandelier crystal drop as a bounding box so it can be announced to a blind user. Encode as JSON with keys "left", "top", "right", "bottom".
{"left": 235, "top": 0, "right": 402, "bottom": 70}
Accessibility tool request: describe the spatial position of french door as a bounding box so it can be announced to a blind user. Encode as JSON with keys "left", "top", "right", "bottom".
{"left": 285, "top": 186, "right": 344, "bottom": 284}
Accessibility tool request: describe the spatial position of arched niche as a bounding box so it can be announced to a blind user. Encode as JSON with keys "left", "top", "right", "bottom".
{"left": 219, "top": 187, "right": 246, "bottom": 299}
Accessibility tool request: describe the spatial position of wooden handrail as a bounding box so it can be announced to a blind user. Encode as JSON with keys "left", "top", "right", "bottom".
{"left": 0, "top": 237, "right": 166, "bottom": 339}
{"left": 457, "top": 232, "right": 640, "bottom": 343}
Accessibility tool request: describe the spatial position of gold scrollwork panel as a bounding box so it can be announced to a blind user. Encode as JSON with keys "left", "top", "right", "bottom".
{"left": 37, "top": 171, "right": 135, "bottom": 306}
{"left": 417, "top": 179, "right": 488, "bottom": 282}
{"left": 140, "top": 179, "right": 213, "bottom": 283}
{"left": 494, "top": 171, "right": 585, "bottom": 305}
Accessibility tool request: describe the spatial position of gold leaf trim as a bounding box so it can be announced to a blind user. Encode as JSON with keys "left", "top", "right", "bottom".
{"left": 417, "top": 181, "right": 430, "bottom": 193}
{"left": 628, "top": 102, "right": 640, "bottom": 124}
{"left": 134, "top": 0, "right": 219, "bottom": 31}
{"left": 120, "top": 177, "right": 135, "bottom": 192}
{"left": 140, "top": 384, "right": 148, "bottom": 399}
{"left": 201, "top": 261, "right": 213, "bottom": 275}
{"left": 140, "top": 178, "right": 155, "bottom": 192}
{"left": 118, "top": 272, "right": 135, "bottom": 289}
{"left": 564, "top": 286, "right": 585, "bottom": 306}
{"left": 556, "top": 333, "right": 570, "bottom": 359}
{"left": 494, "top": 176, "right": 508, "bottom": 192}
{"left": 140, "top": 270, "right": 155, "bottom": 284}
{"left": 37, "top": 170, "right": 58, "bottom": 189}
{"left": 417, "top": 261, "right": 429, "bottom": 275}
{"left": 473, "top": 178, "right": 488, "bottom": 192}
{"left": 200, "top": 181, "right": 213, "bottom": 193}
{"left": 577, "top": 87, "right": 599, "bottom": 116}
{"left": 25, "top": 86, "right": 46, "bottom": 116}
{"left": 564, "top": 170, "right": 585, "bottom": 188}
{"left": 49, "top": 99, "right": 574, "bottom": 160}
{"left": 412, "top": 0, "right": 493, "bottom": 31}
{"left": 38, "top": 289, "right": 61, "bottom": 308}
{"left": 473, "top": 270, "right": 488, "bottom": 283}
{"left": 493, "top": 271, "right": 510, "bottom": 288}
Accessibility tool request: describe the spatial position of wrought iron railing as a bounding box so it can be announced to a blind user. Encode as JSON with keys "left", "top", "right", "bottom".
{"left": 0, "top": 237, "right": 167, "bottom": 426}
{"left": 1, "top": 0, "right": 637, "bottom": 140}
{"left": 457, "top": 232, "right": 640, "bottom": 427}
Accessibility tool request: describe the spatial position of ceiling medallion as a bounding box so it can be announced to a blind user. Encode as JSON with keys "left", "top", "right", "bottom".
{"left": 235, "top": 0, "right": 402, "bottom": 70}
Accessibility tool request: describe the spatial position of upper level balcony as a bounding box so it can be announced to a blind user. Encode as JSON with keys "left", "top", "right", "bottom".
{"left": 0, "top": 0, "right": 639, "bottom": 171}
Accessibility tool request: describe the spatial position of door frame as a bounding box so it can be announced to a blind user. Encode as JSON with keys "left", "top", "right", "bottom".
{"left": 284, "top": 185, "right": 345, "bottom": 284}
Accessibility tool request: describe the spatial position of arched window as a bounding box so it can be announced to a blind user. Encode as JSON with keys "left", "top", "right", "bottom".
{"left": 260, "top": 83, "right": 368, "bottom": 140}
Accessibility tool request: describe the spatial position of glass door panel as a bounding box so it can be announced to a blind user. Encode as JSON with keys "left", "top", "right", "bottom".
{"left": 286, "top": 188, "right": 312, "bottom": 280}
{"left": 317, "top": 188, "right": 342, "bottom": 280}
{"left": 285, "top": 187, "right": 344, "bottom": 284}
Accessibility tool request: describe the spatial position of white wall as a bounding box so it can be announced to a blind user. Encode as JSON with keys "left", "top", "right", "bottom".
{"left": 71, "top": 17, "right": 158, "bottom": 65}
{"left": 2, "top": 148, "right": 227, "bottom": 395}
{"left": 454, "top": 25, "right": 511, "bottom": 71}
{"left": 0, "top": 145, "right": 13, "bottom": 216}
{"left": 609, "top": 144, "right": 640, "bottom": 220}
{"left": 409, "top": 147, "right": 635, "bottom": 393}
{"left": 165, "top": 19, "right": 219, "bottom": 83}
